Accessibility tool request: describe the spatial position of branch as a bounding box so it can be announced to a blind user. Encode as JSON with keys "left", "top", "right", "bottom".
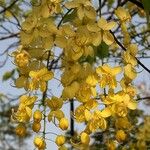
{"left": 137, "top": 97, "right": 150, "bottom": 101}
{"left": 110, "top": 30, "right": 150, "bottom": 74}
{"left": 128, "top": 0, "right": 144, "bottom": 9}
{"left": 0, "top": 33, "right": 19, "bottom": 41}
{"left": 42, "top": 51, "right": 51, "bottom": 139}
{"left": 70, "top": 99, "right": 74, "bottom": 136}
{"left": 107, "top": 0, "right": 128, "bottom": 20}
{"left": 57, "top": 8, "right": 73, "bottom": 28}
{"left": 0, "top": 0, "right": 19, "bottom": 14}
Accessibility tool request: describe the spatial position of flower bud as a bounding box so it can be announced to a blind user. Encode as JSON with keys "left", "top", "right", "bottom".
{"left": 59, "top": 117, "right": 69, "bottom": 130}
{"left": 33, "top": 110, "right": 42, "bottom": 122}
{"left": 80, "top": 132, "right": 90, "bottom": 145}
{"left": 58, "top": 145, "right": 68, "bottom": 150}
{"left": 34, "top": 136, "right": 46, "bottom": 149}
{"left": 55, "top": 135, "right": 66, "bottom": 146}
{"left": 15, "top": 123, "right": 26, "bottom": 137}
{"left": 115, "top": 130, "right": 126, "bottom": 142}
{"left": 32, "top": 122, "right": 41, "bottom": 133}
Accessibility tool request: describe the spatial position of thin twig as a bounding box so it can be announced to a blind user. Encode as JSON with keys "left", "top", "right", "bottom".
{"left": 137, "top": 97, "right": 150, "bottom": 101}
{"left": 0, "top": 0, "right": 19, "bottom": 14}
{"left": 0, "top": 33, "right": 19, "bottom": 41}
{"left": 110, "top": 30, "right": 150, "bottom": 74}
{"left": 128, "top": 0, "right": 144, "bottom": 9}
{"left": 57, "top": 8, "right": 73, "bottom": 28}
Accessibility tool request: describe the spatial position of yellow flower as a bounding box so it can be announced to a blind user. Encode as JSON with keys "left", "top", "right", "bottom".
{"left": 115, "top": 117, "right": 131, "bottom": 129}
{"left": 65, "top": 0, "right": 96, "bottom": 20}
{"left": 123, "top": 44, "right": 138, "bottom": 66}
{"left": 58, "top": 145, "right": 68, "bottom": 150}
{"left": 107, "top": 140, "right": 116, "bottom": 150}
{"left": 115, "top": 130, "right": 126, "bottom": 142}
{"left": 14, "top": 49, "right": 30, "bottom": 68}
{"left": 15, "top": 61, "right": 45, "bottom": 90}
{"left": 128, "top": 44, "right": 138, "bottom": 56}
{"left": 75, "top": 105, "right": 86, "bottom": 122}
{"left": 33, "top": 110, "right": 42, "bottom": 123}
{"left": 21, "top": 13, "right": 37, "bottom": 32}
{"left": 15, "top": 75, "right": 29, "bottom": 90}
{"left": 12, "top": 95, "right": 37, "bottom": 123}
{"left": 55, "top": 25, "right": 75, "bottom": 48}
{"left": 40, "top": 0, "right": 62, "bottom": 17}
{"left": 112, "top": 102, "right": 128, "bottom": 117}
{"left": 88, "top": 108, "right": 111, "bottom": 132}
{"left": 124, "top": 64, "right": 137, "bottom": 80}
{"left": 32, "top": 122, "right": 41, "bottom": 133}
{"left": 75, "top": 99, "right": 98, "bottom": 123}
{"left": 80, "top": 132, "right": 90, "bottom": 145}
{"left": 47, "top": 97, "right": 64, "bottom": 122}
{"left": 96, "top": 64, "right": 122, "bottom": 89}
{"left": 34, "top": 136, "right": 46, "bottom": 150}
{"left": 48, "top": 110, "right": 64, "bottom": 122}
{"left": 15, "top": 123, "right": 26, "bottom": 137}
{"left": 59, "top": 117, "right": 69, "bottom": 130}
{"left": 65, "top": 28, "right": 94, "bottom": 60}
{"left": 110, "top": 92, "right": 137, "bottom": 117}
{"left": 84, "top": 99, "right": 98, "bottom": 110}
{"left": 115, "top": 7, "right": 131, "bottom": 22}
{"left": 76, "top": 82, "right": 96, "bottom": 103}
{"left": 47, "top": 96, "right": 63, "bottom": 111}
{"left": 86, "top": 74, "right": 98, "bottom": 86}
{"left": 62, "top": 81, "right": 80, "bottom": 99}
{"left": 21, "top": 12, "right": 58, "bottom": 46}
{"left": 55, "top": 135, "right": 66, "bottom": 146}
{"left": 125, "top": 86, "right": 137, "bottom": 97}
{"left": 61, "top": 63, "right": 81, "bottom": 86}
{"left": 84, "top": 109, "right": 92, "bottom": 122}
{"left": 87, "top": 17, "right": 116, "bottom": 46}
{"left": 29, "top": 67, "right": 54, "bottom": 92}
{"left": 97, "top": 17, "right": 116, "bottom": 31}
{"left": 57, "top": 26, "right": 94, "bottom": 61}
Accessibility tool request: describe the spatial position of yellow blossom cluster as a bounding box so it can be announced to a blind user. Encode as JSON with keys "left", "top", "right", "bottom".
{"left": 11, "top": 0, "right": 140, "bottom": 149}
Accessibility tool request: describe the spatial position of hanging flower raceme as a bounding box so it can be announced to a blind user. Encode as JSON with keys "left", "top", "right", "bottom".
{"left": 12, "top": 95, "right": 37, "bottom": 123}
{"left": 115, "top": 7, "right": 131, "bottom": 46}
{"left": 65, "top": 0, "right": 96, "bottom": 20}
{"left": 47, "top": 96, "right": 66, "bottom": 124}
{"left": 87, "top": 107, "right": 111, "bottom": 132}
{"left": 96, "top": 64, "right": 122, "bottom": 89}
{"left": 12, "top": 46, "right": 30, "bottom": 68}
{"left": 10, "top": 0, "right": 141, "bottom": 149}
{"left": 29, "top": 67, "right": 54, "bottom": 92}
{"left": 87, "top": 17, "right": 116, "bottom": 46}
{"left": 34, "top": 136, "right": 46, "bottom": 150}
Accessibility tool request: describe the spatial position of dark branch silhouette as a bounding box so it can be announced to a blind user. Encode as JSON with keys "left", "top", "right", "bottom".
{"left": 110, "top": 30, "right": 150, "bottom": 74}
{"left": 0, "top": 0, "right": 19, "bottom": 14}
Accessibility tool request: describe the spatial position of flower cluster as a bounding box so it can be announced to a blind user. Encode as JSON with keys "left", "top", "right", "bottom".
{"left": 11, "top": 0, "right": 139, "bottom": 149}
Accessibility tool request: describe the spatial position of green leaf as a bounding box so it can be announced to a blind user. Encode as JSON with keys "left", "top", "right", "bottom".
{"left": 142, "top": 0, "right": 150, "bottom": 24}
{"left": 85, "top": 55, "right": 96, "bottom": 64}
{"left": 2, "top": 69, "right": 15, "bottom": 81}
{"left": 63, "top": 10, "right": 77, "bottom": 23}
{"left": 0, "top": 0, "right": 5, "bottom": 6}
{"left": 79, "top": 55, "right": 96, "bottom": 64}
{"left": 96, "top": 42, "right": 109, "bottom": 59}
{"left": 142, "top": 0, "right": 150, "bottom": 11}
{"left": 108, "top": 0, "right": 114, "bottom": 8}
